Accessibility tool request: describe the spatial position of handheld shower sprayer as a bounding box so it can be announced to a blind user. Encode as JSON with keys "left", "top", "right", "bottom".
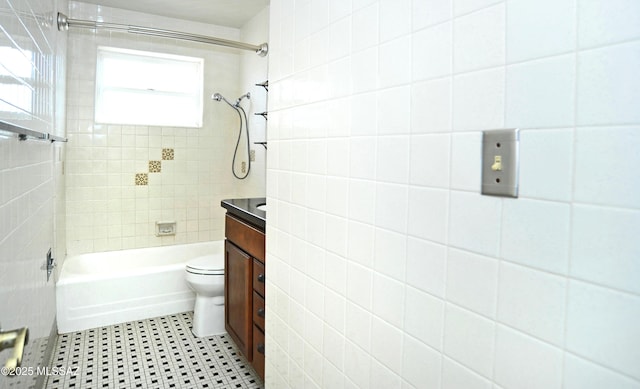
{"left": 212, "top": 91, "right": 252, "bottom": 179}
{"left": 211, "top": 92, "right": 250, "bottom": 108}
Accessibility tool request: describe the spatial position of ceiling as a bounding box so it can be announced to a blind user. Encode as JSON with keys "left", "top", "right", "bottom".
{"left": 77, "top": 0, "right": 270, "bottom": 28}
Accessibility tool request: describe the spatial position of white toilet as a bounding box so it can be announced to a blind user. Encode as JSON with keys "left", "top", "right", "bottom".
{"left": 185, "top": 254, "right": 225, "bottom": 337}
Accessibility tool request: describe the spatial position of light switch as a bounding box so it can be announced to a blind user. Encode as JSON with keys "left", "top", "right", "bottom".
{"left": 482, "top": 129, "right": 519, "bottom": 198}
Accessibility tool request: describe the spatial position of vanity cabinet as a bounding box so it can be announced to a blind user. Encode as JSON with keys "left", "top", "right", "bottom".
{"left": 224, "top": 213, "right": 265, "bottom": 380}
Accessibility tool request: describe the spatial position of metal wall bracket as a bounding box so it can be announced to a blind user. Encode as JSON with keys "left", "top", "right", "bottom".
{"left": 40, "top": 248, "right": 56, "bottom": 282}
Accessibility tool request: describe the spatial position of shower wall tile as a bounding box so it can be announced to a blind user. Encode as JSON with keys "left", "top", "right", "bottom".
{"left": 377, "top": 86, "right": 411, "bottom": 135}
{"left": 411, "top": 77, "right": 452, "bottom": 133}
{"left": 506, "top": 0, "right": 576, "bottom": 63}
{"left": 500, "top": 199, "right": 571, "bottom": 274}
{"left": 518, "top": 129, "right": 573, "bottom": 202}
{"left": 505, "top": 54, "right": 576, "bottom": 128}
{"left": 452, "top": 67, "right": 505, "bottom": 131}
{"left": 412, "top": 22, "right": 453, "bottom": 81}
{"left": 442, "top": 358, "right": 492, "bottom": 389}
{"left": 573, "top": 126, "right": 640, "bottom": 208}
{"left": 576, "top": 42, "right": 640, "bottom": 126}
{"left": 454, "top": 0, "right": 503, "bottom": 17}
{"left": 352, "top": 3, "right": 379, "bottom": 52}
{"left": 402, "top": 335, "right": 442, "bottom": 388}
{"left": 570, "top": 205, "right": 640, "bottom": 295}
{"left": 446, "top": 249, "right": 499, "bottom": 318}
{"left": 564, "top": 354, "right": 640, "bottom": 389}
{"left": 267, "top": 1, "right": 640, "bottom": 388}
{"left": 378, "top": 36, "right": 412, "bottom": 88}
{"left": 494, "top": 325, "right": 563, "bottom": 389}
{"left": 404, "top": 286, "right": 444, "bottom": 350}
{"left": 412, "top": 0, "right": 452, "bottom": 31}
{"left": 449, "top": 132, "right": 482, "bottom": 191}
{"left": 577, "top": 0, "right": 640, "bottom": 49}
{"left": 448, "top": 191, "right": 501, "bottom": 257}
{"left": 453, "top": 4, "right": 505, "bottom": 73}
{"left": 407, "top": 187, "right": 449, "bottom": 244}
{"left": 497, "top": 263, "right": 567, "bottom": 346}
{"left": 443, "top": 304, "right": 495, "bottom": 378}
{"left": 406, "top": 237, "right": 446, "bottom": 297}
{"left": 379, "top": 0, "right": 411, "bottom": 43}
{"left": 409, "top": 134, "right": 451, "bottom": 188}
{"left": 566, "top": 281, "right": 640, "bottom": 380}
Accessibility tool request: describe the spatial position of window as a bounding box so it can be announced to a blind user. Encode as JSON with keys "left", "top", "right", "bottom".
{"left": 95, "top": 47, "right": 203, "bottom": 127}
{"left": 0, "top": 47, "right": 34, "bottom": 117}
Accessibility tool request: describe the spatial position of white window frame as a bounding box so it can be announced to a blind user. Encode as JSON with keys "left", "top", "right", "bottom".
{"left": 95, "top": 47, "right": 204, "bottom": 127}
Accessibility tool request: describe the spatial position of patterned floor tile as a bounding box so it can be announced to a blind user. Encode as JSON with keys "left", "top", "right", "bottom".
{"left": 45, "top": 312, "right": 262, "bottom": 389}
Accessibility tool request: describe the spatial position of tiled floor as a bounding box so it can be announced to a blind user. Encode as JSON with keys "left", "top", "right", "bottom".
{"left": 45, "top": 313, "right": 263, "bottom": 389}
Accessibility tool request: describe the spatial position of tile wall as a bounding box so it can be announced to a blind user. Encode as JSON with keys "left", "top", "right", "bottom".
{"left": 0, "top": 0, "right": 67, "bottom": 381}
{"left": 237, "top": 6, "right": 271, "bottom": 198}
{"left": 65, "top": 2, "right": 269, "bottom": 255}
{"left": 265, "top": 1, "right": 640, "bottom": 388}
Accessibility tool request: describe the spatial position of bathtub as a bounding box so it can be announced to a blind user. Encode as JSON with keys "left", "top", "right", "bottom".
{"left": 56, "top": 241, "right": 224, "bottom": 334}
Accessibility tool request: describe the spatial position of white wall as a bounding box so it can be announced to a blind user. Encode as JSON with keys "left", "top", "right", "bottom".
{"left": 64, "top": 2, "right": 268, "bottom": 255}
{"left": 0, "top": 0, "right": 67, "bottom": 382}
{"left": 265, "top": 1, "right": 640, "bottom": 388}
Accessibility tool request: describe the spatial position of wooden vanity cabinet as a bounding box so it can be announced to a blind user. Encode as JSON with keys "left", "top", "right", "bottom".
{"left": 224, "top": 240, "right": 253, "bottom": 359}
{"left": 224, "top": 214, "right": 265, "bottom": 380}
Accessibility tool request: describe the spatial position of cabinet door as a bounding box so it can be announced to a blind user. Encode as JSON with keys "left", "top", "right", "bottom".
{"left": 225, "top": 240, "right": 253, "bottom": 360}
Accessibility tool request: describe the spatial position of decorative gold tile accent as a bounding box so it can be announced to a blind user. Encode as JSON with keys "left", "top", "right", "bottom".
{"left": 162, "top": 148, "right": 174, "bottom": 160}
{"left": 135, "top": 173, "right": 148, "bottom": 186}
{"left": 149, "top": 160, "right": 161, "bottom": 173}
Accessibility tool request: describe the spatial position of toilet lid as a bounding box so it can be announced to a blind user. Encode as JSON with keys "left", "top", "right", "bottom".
{"left": 186, "top": 255, "right": 224, "bottom": 275}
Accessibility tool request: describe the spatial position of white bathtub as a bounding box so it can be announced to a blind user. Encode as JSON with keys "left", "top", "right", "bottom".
{"left": 56, "top": 241, "right": 224, "bottom": 334}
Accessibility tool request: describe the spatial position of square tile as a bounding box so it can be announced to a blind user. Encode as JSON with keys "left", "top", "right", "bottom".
{"left": 566, "top": 281, "right": 640, "bottom": 380}
{"left": 494, "top": 325, "right": 563, "bottom": 389}
{"left": 453, "top": 4, "right": 505, "bottom": 73}
{"left": 148, "top": 161, "right": 161, "bottom": 173}
{"left": 507, "top": 0, "right": 576, "bottom": 62}
{"left": 577, "top": 42, "right": 640, "bottom": 126}
{"left": 570, "top": 205, "right": 640, "bottom": 295}
{"left": 134, "top": 173, "right": 148, "bottom": 186}
{"left": 497, "top": 262, "right": 567, "bottom": 345}
{"left": 161, "top": 148, "right": 174, "bottom": 160}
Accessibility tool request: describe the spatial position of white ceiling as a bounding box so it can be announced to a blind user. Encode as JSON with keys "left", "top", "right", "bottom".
{"left": 78, "top": 0, "right": 270, "bottom": 28}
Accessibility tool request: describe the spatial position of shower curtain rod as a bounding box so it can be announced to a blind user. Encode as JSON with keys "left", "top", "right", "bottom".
{"left": 56, "top": 13, "right": 269, "bottom": 57}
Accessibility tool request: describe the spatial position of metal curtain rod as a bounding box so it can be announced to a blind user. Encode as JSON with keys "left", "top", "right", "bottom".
{"left": 0, "top": 120, "right": 68, "bottom": 142}
{"left": 56, "top": 13, "right": 269, "bottom": 57}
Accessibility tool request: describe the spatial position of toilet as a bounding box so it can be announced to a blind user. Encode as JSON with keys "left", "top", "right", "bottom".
{"left": 185, "top": 254, "right": 225, "bottom": 337}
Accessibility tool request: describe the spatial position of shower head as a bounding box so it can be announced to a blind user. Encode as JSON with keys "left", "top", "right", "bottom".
{"left": 212, "top": 92, "right": 236, "bottom": 108}
{"left": 235, "top": 92, "right": 250, "bottom": 106}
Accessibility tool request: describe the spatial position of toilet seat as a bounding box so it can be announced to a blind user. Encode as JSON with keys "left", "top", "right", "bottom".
{"left": 186, "top": 255, "right": 224, "bottom": 275}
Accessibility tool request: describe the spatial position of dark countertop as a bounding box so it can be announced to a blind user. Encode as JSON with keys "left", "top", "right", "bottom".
{"left": 221, "top": 197, "right": 266, "bottom": 230}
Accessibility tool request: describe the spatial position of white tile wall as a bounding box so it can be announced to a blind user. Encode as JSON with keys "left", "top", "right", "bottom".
{"left": 0, "top": 0, "right": 67, "bottom": 365}
{"left": 494, "top": 325, "right": 563, "bottom": 389}
{"left": 506, "top": 0, "right": 575, "bottom": 63}
{"left": 265, "top": 1, "right": 640, "bottom": 388}
{"left": 64, "top": 2, "right": 268, "bottom": 254}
